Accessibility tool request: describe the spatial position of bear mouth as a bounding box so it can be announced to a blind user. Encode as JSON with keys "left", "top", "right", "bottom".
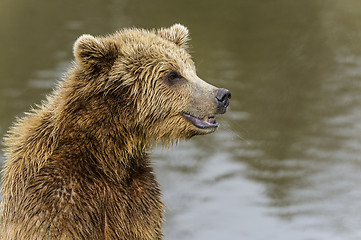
{"left": 182, "top": 112, "right": 218, "bottom": 129}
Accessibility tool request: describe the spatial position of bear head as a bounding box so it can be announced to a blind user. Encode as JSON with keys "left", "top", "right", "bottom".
{"left": 72, "top": 24, "right": 231, "bottom": 144}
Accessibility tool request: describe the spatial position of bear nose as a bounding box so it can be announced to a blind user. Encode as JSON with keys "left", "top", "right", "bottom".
{"left": 215, "top": 88, "right": 231, "bottom": 110}
{"left": 216, "top": 88, "right": 231, "bottom": 114}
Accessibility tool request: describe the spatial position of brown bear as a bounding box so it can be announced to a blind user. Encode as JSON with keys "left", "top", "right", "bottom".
{"left": 0, "top": 24, "right": 231, "bottom": 240}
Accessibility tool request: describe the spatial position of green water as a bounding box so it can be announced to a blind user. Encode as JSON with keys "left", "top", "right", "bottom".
{"left": 1, "top": 0, "right": 361, "bottom": 239}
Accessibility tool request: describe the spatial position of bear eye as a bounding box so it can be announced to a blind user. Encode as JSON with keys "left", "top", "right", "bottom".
{"left": 165, "top": 70, "right": 183, "bottom": 85}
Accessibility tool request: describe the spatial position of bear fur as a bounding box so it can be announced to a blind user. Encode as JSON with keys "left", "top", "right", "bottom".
{"left": 0, "top": 24, "right": 230, "bottom": 240}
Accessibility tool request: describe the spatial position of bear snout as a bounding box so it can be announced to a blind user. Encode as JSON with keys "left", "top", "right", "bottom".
{"left": 215, "top": 88, "right": 231, "bottom": 113}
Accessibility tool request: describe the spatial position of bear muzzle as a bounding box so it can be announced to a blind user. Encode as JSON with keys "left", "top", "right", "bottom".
{"left": 182, "top": 87, "right": 231, "bottom": 131}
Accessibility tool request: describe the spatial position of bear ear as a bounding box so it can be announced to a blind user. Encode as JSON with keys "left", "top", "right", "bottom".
{"left": 73, "top": 34, "right": 118, "bottom": 70}
{"left": 156, "top": 24, "right": 189, "bottom": 48}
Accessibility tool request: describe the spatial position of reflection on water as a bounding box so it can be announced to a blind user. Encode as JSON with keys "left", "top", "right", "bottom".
{"left": 1, "top": 0, "right": 361, "bottom": 239}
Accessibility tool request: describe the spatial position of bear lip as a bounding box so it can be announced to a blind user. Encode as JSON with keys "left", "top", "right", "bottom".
{"left": 182, "top": 112, "right": 219, "bottom": 129}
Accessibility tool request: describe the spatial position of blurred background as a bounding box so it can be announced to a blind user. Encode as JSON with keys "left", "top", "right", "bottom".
{"left": 1, "top": 0, "right": 361, "bottom": 239}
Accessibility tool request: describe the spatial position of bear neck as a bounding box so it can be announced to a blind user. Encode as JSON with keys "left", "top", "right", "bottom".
{"left": 51, "top": 77, "right": 152, "bottom": 182}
